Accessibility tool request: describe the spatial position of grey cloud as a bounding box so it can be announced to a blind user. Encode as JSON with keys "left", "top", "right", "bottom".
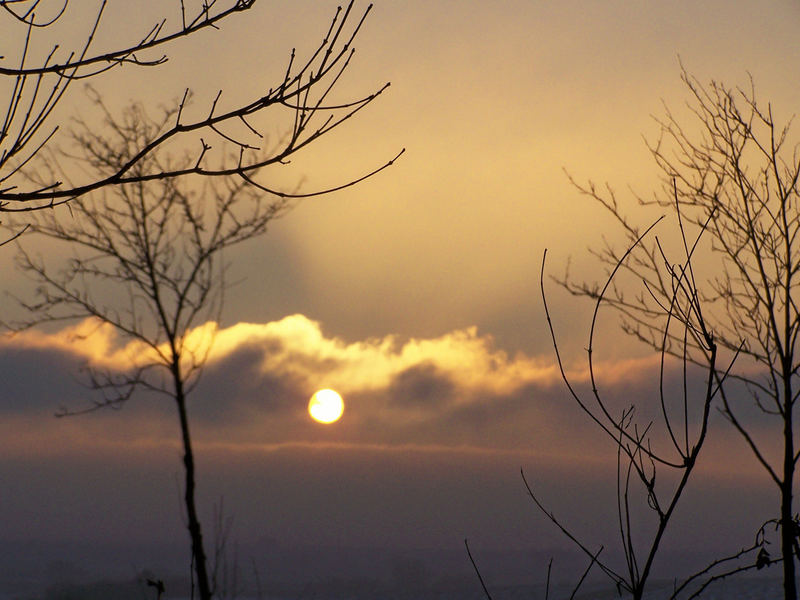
{"left": 0, "top": 327, "right": 767, "bottom": 458}
{"left": 385, "top": 362, "right": 455, "bottom": 409}
{"left": 191, "top": 343, "right": 308, "bottom": 423}
{"left": 0, "top": 346, "right": 92, "bottom": 414}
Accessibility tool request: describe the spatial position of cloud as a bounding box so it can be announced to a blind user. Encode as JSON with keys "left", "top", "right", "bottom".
{"left": 202, "top": 314, "right": 562, "bottom": 396}
{"left": 385, "top": 363, "right": 455, "bottom": 409}
{"left": 0, "top": 312, "right": 767, "bottom": 467}
{"left": 0, "top": 345, "right": 88, "bottom": 414}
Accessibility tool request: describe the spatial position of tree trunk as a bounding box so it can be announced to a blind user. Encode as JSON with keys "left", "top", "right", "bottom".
{"left": 175, "top": 373, "right": 212, "bottom": 600}
{"left": 782, "top": 482, "right": 796, "bottom": 600}
{"left": 782, "top": 449, "right": 797, "bottom": 599}
{"left": 783, "top": 375, "right": 797, "bottom": 600}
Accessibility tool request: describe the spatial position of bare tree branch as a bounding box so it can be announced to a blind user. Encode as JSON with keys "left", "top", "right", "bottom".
{"left": 535, "top": 193, "right": 735, "bottom": 599}
{"left": 560, "top": 66, "right": 800, "bottom": 598}
{"left": 0, "top": 1, "right": 401, "bottom": 212}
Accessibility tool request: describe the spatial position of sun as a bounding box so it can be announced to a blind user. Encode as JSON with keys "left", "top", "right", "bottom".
{"left": 308, "top": 389, "right": 344, "bottom": 424}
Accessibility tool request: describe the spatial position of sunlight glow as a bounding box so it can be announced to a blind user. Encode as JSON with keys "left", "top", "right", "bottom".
{"left": 308, "top": 389, "right": 344, "bottom": 424}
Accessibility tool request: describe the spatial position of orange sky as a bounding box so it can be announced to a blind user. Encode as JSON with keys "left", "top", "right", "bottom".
{"left": 4, "top": 0, "right": 800, "bottom": 353}
{"left": 2, "top": 0, "right": 799, "bottom": 594}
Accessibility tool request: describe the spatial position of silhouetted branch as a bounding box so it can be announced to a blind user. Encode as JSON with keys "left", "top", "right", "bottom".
{"left": 465, "top": 538, "right": 494, "bottom": 600}
{"left": 521, "top": 469, "right": 630, "bottom": 593}
{"left": 570, "top": 547, "right": 604, "bottom": 600}
{"left": 561, "top": 65, "right": 800, "bottom": 597}
{"left": 535, "top": 187, "right": 731, "bottom": 599}
{"left": 1, "top": 1, "right": 400, "bottom": 212}
{"left": 671, "top": 541, "right": 763, "bottom": 600}
{"left": 0, "top": 1, "right": 257, "bottom": 76}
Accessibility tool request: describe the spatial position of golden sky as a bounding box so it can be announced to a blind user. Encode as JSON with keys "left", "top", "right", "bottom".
{"left": 2, "top": 0, "right": 799, "bottom": 593}
{"left": 5, "top": 0, "right": 800, "bottom": 354}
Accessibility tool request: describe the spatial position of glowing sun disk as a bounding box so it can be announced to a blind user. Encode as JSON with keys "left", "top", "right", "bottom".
{"left": 308, "top": 389, "right": 344, "bottom": 424}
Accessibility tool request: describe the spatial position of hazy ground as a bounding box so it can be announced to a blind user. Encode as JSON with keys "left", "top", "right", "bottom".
{"left": 0, "top": 539, "right": 786, "bottom": 600}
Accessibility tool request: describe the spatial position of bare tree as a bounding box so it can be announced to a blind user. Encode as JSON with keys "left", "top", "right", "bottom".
{"left": 530, "top": 207, "right": 737, "bottom": 600}
{"left": 464, "top": 208, "right": 742, "bottom": 600}
{"left": 6, "top": 36, "right": 397, "bottom": 595}
{"left": 0, "top": 0, "right": 400, "bottom": 212}
{"left": 563, "top": 67, "right": 800, "bottom": 598}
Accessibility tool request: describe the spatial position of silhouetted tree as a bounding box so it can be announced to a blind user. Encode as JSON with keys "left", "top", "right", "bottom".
{"left": 564, "top": 67, "right": 800, "bottom": 599}
{"left": 534, "top": 206, "right": 734, "bottom": 600}
{"left": 466, "top": 208, "right": 741, "bottom": 600}
{"left": 6, "top": 6, "right": 399, "bottom": 596}
{"left": 0, "top": 0, "right": 398, "bottom": 213}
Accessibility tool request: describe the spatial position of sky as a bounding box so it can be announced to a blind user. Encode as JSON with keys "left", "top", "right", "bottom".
{"left": 2, "top": 0, "right": 800, "bottom": 597}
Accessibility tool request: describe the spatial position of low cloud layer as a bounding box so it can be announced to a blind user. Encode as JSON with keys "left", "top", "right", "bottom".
{"left": 0, "top": 314, "right": 669, "bottom": 452}
{"left": 0, "top": 313, "right": 771, "bottom": 468}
